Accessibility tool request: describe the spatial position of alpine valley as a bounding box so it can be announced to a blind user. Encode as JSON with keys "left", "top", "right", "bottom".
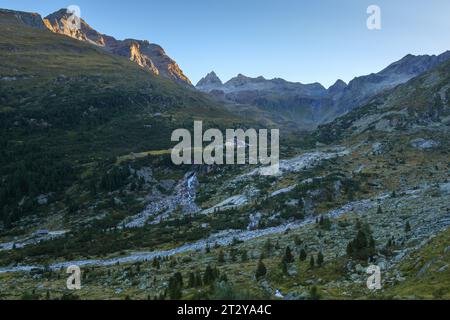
{"left": 0, "top": 7, "right": 449, "bottom": 301}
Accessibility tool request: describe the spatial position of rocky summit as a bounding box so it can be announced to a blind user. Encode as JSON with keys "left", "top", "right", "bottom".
{"left": 196, "top": 71, "right": 223, "bottom": 91}
{"left": 3, "top": 8, "right": 192, "bottom": 86}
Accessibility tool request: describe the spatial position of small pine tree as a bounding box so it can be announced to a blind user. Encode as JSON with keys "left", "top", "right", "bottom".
{"left": 241, "top": 250, "right": 248, "bottom": 262}
{"left": 309, "top": 255, "right": 315, "bottom": 269}
{"left": 203, "top": 265, "right": 215, "bottom": 285}
{"left": 377, "top": 206, "right": 383, "bottom": 214}
{"left": 405, "top": 221, "right": 411, "bottom": 233}
{"left": 168, "top": 272, "right": 183, "bottom": 300}
{"left": 152, "top": 258, "right": 160, "bottom": 270}
{"left": 263, "top": 239, "right": 273, "bottom": 256}
{"left": 174, "top": 272, "right": 183, "bottom": 288}
{"left": 219, "top": 273, "right": 228, "bottom": 283}
{"left": 255, "top": 259, "right": 267, "bottom": 280}
{"left": 293, "top": 235, "right": 303, "bottom": 246}
{"left": 280, "top": 260, "right": 288, "bottom": 275}
{"left": 188, "top": 272, "right": 196, "bottom": 288}
{"left": 230, "top": 248, "right": 237, "bottom": 262}
{"left": 347, "top": 228, "right": 376, "bottom": 261}
{"left": 347, "top": 242, "right": 353, "bottom": 256}
{"left": 195, "top": 271, "right": 203, "bottom": 287}
{"left": 317, "top": 252, "right": 324, "bottom": 267}
{"left": 283, "top": 246, "right": 295, "bottom": 263}
{"left": 218, "top": 250, "right": 225, "bottom": 263}
{"left": 309, "top": 286, "right": 321, "bottom": 300}
{"left": 299, "top": 248, "right": 307, "bottom": 262}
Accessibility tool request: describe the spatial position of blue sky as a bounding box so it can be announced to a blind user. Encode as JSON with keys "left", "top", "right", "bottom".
{"left": 1, "top": 0, "right": 449, "bottom": 87}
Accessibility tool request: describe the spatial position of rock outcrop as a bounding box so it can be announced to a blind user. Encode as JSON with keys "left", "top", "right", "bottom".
{"left": 0, "top": 9, "right": 47, "bottom": 30}
{"left": 196, "top": 71, "right": 223, "bottom": 91}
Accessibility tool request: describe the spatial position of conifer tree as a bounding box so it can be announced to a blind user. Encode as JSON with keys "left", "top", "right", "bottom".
{"left": 195, "top": 271, "right": 203, "bottom": 287}
{"left": 230, "top": 248, "right": 237, "bottom": 262}
{"left": 168, "top": 272, "right": 183, "bottom": 300}
{"left": 241, "top": 250, "right": 248, "bottom": 262}
{"left": 310, "top": 255, "right": 315, "bottom": 269}
{"left": 283, "top": 246, "right": 295, "bottom": 263}
{"left": 218, "top": 250, "right": 225, "bottom": 263}
{"left": 188, "top": 272, "right": 196, "bottom": 288}
{"left": 280, "top": 260, "right": 288, "bottom": 275}
{"left": 317, "top": 251, "right": 324, "bottom": 267}
{"left": 405, "top": 221, "right": 411, "bottom": 233}
{"left": 203, "top": 265, "right": 215, "bottom": 285}
{"left": 263, "top": 239, "right": 273, "bottom": 256}
{"left": 377, "top": 206, "right": 383, "bottom": 214}
{"left": 255, "top": 258, "right": 267, "bottom": 280}
{"left": 299, "top": 248, "right": 307, "bottom": 262}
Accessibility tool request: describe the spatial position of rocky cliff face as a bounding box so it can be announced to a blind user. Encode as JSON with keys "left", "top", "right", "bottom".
{"left": 9, "top": 8, "right": 192, "bottom": 86}
{"left": 119, "top": 40, "right": 159, "bottom": 75}
{"left": 44, "top": 9, "right": 106, "bottom": 46}
{"left": 0, "top": 9, "right": 47, "bottom": 30}
{"left": 136, "top": 41, "right": 191, "bottom": 85}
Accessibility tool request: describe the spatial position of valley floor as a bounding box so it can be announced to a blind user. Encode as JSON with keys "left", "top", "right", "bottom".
{"left": 0, "top": 132, "right": 449, "bottom": 300}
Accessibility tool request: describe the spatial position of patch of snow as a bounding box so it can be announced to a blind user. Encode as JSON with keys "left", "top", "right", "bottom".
{"left": 410, "top": 138, "right": 440, "bottom": 149}
{"left": 202, "top": 195, "right": 248, "bottom": 215}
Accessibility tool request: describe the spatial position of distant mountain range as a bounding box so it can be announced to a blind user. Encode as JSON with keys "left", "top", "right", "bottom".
{"left": 197, "top": 51, "right": 450, "bottom": 129}
{"left": 0, "top": 8, "right": 192, "bottom": 86}
{"left": 2, "top": 7, "right": 449, "bottom": 131}
{"left": 316, "top": 57, "right": 450, "bottom": 144}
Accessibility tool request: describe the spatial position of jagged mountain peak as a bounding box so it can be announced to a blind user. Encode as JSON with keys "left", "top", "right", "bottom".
{"left": 225, "top": 74, "right": 267, "bottom": 86}
{"left": 196, "top": 71, "right": 223, "bottom": 88}
{"left": 328, "top": 79, "right": 347, "bottom": 93}
{"left": 44, "top": 9, "right": 105, "bottom": 47}
{"left": 39, "top": 8, "right": 192, "bottom": 86}
{"left": 379, "top": 51, "right": 450, "bottom": 77}
{"left": 330, "top": 79, "right": 347, "bottom": 88}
